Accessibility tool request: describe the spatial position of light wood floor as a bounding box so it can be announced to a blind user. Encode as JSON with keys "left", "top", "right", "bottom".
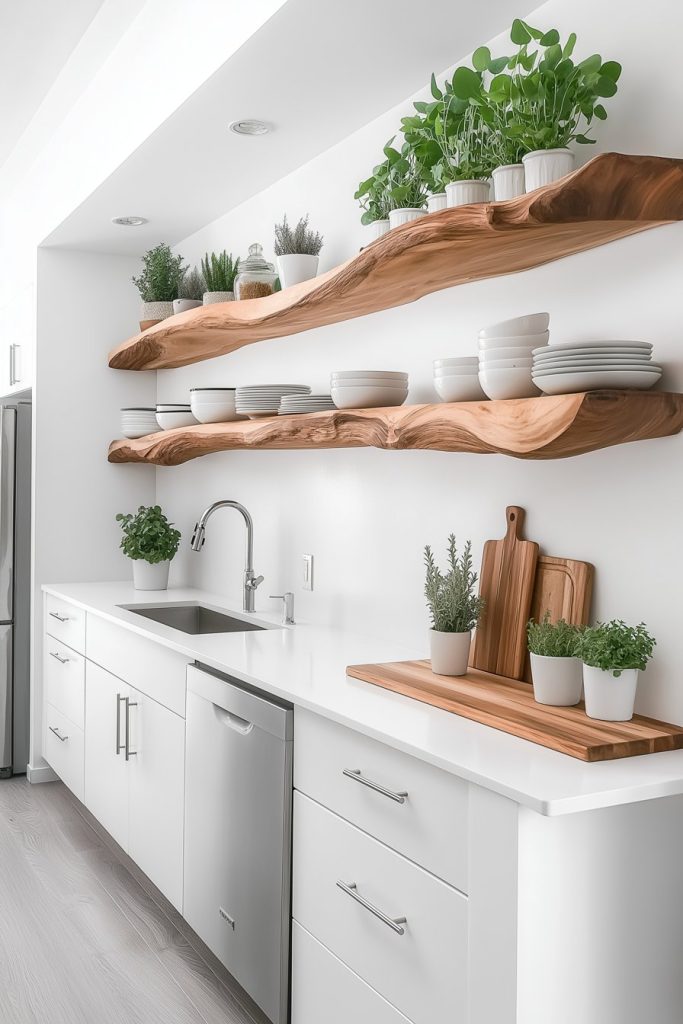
{"left": 0, "top": 777, "right": 269, "bottom": 1024}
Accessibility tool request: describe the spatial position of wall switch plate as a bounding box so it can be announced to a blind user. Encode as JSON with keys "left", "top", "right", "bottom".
{"left": 302, "top": 554, "right": 314, "bottom": 591}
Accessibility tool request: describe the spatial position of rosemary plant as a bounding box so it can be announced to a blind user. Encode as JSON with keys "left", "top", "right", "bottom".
{"left": 201, "top": 251, "right": 239, "bottom": 292}
{"left": 424, "top": 536, "right": 484, "bottom": 633}
{"left": 274, "top": 214, "right": 323, "bottom": 256}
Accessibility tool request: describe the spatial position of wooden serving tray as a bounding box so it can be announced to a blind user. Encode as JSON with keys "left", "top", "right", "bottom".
{"left": 347, "top": 660, "right": 683, "bottom": 762}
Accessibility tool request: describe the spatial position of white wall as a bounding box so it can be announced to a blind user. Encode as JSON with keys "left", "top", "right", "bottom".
{"left": 156, "top": 0, "right": 683, "bottom": 723}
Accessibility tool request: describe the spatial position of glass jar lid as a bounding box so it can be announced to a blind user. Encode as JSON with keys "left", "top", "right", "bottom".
{"left": 239, "top": 242, "right": 274, "bottom": 273}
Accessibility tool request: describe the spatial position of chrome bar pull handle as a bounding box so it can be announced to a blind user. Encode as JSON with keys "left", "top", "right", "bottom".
{"left": 49, "top": 651, "right": 70, "bottom": 665}
{"left": 116, "top": 694, "right": 125, "bottom": 755}
{"left": 48, "top": 726, "right": 68, "bottom": 743}
{"left": 49, "top": 611, "right": 70, "bottom": 623}
{"left": 342, "top": 768, "right": 408, "bottom": 804}
{"left": 125, "top": 698, "right": 138, "bottom": 760}
{"left": 336, "top": 880, "right": 407, "bottom": 935}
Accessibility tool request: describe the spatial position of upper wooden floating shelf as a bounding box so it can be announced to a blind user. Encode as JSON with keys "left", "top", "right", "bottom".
{"left": 108, "top": 390, "right": 683, "bottom": 466}
{"left": 109, "top": 153, "right": 683, "bottom": 372}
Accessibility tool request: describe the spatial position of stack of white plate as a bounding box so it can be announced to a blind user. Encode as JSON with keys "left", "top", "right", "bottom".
{"left": 120, "top": 407, "right": 159, "bottom": 439}
{"left": 433, "top": 357, "right": 486, "bottom": 402}
{"left": 330, "top": 371, "right": 408, "bottom": 409}
{"left": 478, "top": 312, "right": 550, "bottom": 399}
{"left": 156, "top": 404, "right": 198, "bottom": 430}
{"left": 532, "top": 341, "right": 662, "bottom": 395}
{"left": 236, "top": 384, "right": 311, "bottom": 418}
{"left": 279, "top": 394, "right": 336, "bottom": 415}
{"left": 190, "top": 388, "right": 240, "bottom": 424}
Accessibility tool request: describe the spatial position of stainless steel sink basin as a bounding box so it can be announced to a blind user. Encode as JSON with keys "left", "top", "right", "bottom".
{"left": 121, "top": 602, "right": 268, "bottom": 635}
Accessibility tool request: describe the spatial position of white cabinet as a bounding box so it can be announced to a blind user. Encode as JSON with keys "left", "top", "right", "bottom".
{"left": 84, "top": 663, "right": 130, "bottom": 850}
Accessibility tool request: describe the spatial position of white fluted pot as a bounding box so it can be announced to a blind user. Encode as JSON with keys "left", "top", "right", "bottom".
{"left": 522, "top": 148, "right": 575, "bottom": 192}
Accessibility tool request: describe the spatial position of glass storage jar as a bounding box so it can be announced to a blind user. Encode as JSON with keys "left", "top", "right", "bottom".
{"left": 234, "top": 243, "right": 277, "bottom": 300}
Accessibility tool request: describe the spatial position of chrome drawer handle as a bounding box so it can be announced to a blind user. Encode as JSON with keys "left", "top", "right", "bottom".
{"left": 49, "top": 611, "right": 70, "bottom": 623}
{"left": 342, "top": 768, "right": 408, "bottom": 804}
{"left": 49, "top": 651, "right": 70, "bottom": 665}
{"left": 336, "top": 880, "right": 407, "bottom": 935}
{"left": 125, "top": 697, "right": 138, "bottom": 760}
{"left": 48, "top": 726, "right": 68, "bottom": 743}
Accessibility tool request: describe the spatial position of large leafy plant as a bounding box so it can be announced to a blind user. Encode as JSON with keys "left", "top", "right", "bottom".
{"left": 578, "top": 620, "right": 655, "bottom": 676}
{"left": 201, "top": 251, "right": 239, "bottom": 292}
{"left": 116, "top": 505, "right": 181, "bottom": 564}
{"left": 132, "top": 243, "right": 186, "bottom": 302}
{"left": 274, "top": 214, "right": 323, "bottom": 256}
{"left": 527, "top": 613, "right": 582, "bottom": 658}
{"left": 424, "top": 536, "right": 484, "bottom": 633}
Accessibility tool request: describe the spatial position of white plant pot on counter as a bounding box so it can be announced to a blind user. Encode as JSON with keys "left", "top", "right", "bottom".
{"left": 530, "top": 653, "right": 583, "bottom": 706}
{"left": 427, "top": 192, "right": 448, "bottom": 213}
{"left": 140, "top": 301, "right": 173, "bottom": 322}
{"left": 203, "top": 291, "right": 234, "bottom": 305}
{"left": 389, "top": 208, "right": 427, "bottom": 229}
{"left": 583, "top": 665, "right": 639, "bottom": 722}
{"left": 132, "top": 559, "right": 170, "bottom": 591}
{"left": 429, "top": 629, "right": 471, "bottom": 677}
{"left": 492, "top": 163, "right": 525, "bottom": 201}
{"left": 522, "top": 148, "right": 575, "bottom": 192}
{"left": 446, "top": 180, "right": 490, "bottom": 207}
{"left": 276, "top": 253, "right": 319, "bottom": 289}
{"left": 173, "top": 298, "right": 203, "bottom": 314}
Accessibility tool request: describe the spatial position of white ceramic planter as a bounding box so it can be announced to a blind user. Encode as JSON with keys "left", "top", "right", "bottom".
{"left": 132, "top": 559, "right": 170, "bottom": 591}
{"left": 522, "top": 148, "right": 575, "bottom": 192}
{"left": 203, "top": 291, "right": 234, "bottom": 305}
{"left": 276, "top": 253, "right": 319, "bottom": 289}
{"left": 141, "top": 301, "right": 173, "bottom": 322}
{"left": 492, "top": 163, "right": 525, "bottom": 201}
{"left": 427, "top": 192, "right": 448, "bottom": 213}
{"left": 530, "top": 653, "right": 583, "bottom": 706}
{"left": 173, "top": 298, "right": 203, "bottom": 314}
{"left": 389, "top": 208, "right": 427, "bottom": 229}
{"left": 369, "top": 219, "right": 390, "bottom": 241}
{"left": 429, "top": 629, "right": 471, "bottom": 676}
{"left": 583, "top": 664, "right": 639, "bottom": 722}
{"left": 446, "top": 180, "right": 490, "bottom": 207}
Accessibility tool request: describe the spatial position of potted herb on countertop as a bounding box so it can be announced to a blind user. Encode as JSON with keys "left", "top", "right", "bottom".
{"left": 527, "top": 613, "right": 583, "bottom": 706}
{"left": 132, "top": 243, "right": 186, "bottom": 328}
{"left": 424, "top": 535, "right": 483, "bottom": 676}
{"left": 578, "top": 620, "right": 655, "bottom": 721}
{"left": 174, "top": 266, "right": 205, "bottom": 314}
{"left": 274, "top": 214, "right": 324, "bottom": 289}
{"left": 116, "top": 505, "right": 181, "bottom": 591}
{"left": 201, "top": 251, "right": 240, "bottom": 305}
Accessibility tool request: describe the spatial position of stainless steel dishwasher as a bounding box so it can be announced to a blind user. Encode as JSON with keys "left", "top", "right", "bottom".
{"left": 184, "top": 664, "right": 293, "bottom": 1024}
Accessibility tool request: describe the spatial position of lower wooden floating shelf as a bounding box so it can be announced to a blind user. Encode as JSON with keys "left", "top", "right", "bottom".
{"left": 347, "top": 660, "right": 683, "bottom": 762}
{"left": 108, "top": 390, "right": 683, "bottom": 466}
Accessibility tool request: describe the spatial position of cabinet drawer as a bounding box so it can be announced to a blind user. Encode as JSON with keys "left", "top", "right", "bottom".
{"left": 292, "top": 923, "right": 412, "bottom": 1024}
{"left": 45, "top": 595, "right": 86, "bottom": 654}
{"left": 44, "top": 704, "right": 84, "bottom": 802}
{"left": 292, "top": 793, "right": 467, "bottom": 1024}
{"left": 295, "top": 709, "right": 468, "bottom": 890}
{"left": 44, "top": 639, "right": 85, "bottom": 728}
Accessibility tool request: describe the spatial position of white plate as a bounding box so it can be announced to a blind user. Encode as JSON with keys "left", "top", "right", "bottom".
{"left": 478, "top": 312, "right": 549, "bottom": 339}
{"left": 533, "top": 353, "right": 653, "bottom": 368}
{"left": 533, "top": 369, "right": 662, "bottom": 394}
{"left": 533, "top": 363, "right": 662, "bottom": 377}
{"left": 532, "top": 341, "right": 652, "bottom": 358}
{"left": 237, "top": 384, "right": 311, "bottom": 391}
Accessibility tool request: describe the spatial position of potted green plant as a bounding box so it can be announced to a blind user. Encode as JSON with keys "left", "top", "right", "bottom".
{"left": 384, "top": 138, "right": 428, "bottom": 229}
{"left": 424, "top": 535, "right": 483, "bottom": 676}
{"left": 578, "top": 620, "right": 655, "bottom": 721}
{"left": 527, "top": 614, "right": 583, "bottom": 706}
{"left": 201, "top": 251, "right": 239, "bottom": 305}
{"left": 173, "top": 266, "right": 205, "bottom": 314}
{"left": 116, "top": 505, "right": 181, "bottom": 591}
{"left": 354, "top": 157, "right": 393, "bottom": 238}
{"left": 132, "top": 243, "right": 186, "bottom": 328}
{"left": 274, "top": 214, "right": 324, "bottom": 289}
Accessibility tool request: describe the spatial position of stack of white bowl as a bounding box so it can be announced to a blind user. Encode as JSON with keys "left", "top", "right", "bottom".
{"left": 478, "top": 313, "right": 550, "bottom": 400}
{"left": 156, "top": 403, "right": 198, "bottom": 430}
{"left": 120, "top": 407, "right": 159, "bottom": 439}
{"left": 190, "top": 388, "right": 240, "bottom": 423}
{"left": 433, "top": 357, "right": 486, "bottom": 402}
{"left": 330, "top": 371, "right": 408, "bottom": 409}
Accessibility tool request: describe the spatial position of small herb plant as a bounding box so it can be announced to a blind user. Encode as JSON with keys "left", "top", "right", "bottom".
{"left": 424, "top": 536, "right": 484, "bottom": 633}
{"left": 354, "top": 158, "right": 393, "bottom": 224}
{"left": 116, "top": 505, "right": 181, "bottom": 565}
{"left": 274, "top": 214, "right": 323, "bottom": 256}
{"left": 528, "top": 613, "right": 582, "bottom": 658}
{"left": 578, "top": 620, "right": 656, "bottom": 676}
{"left": 384, "top": 138, "right": 428, "bottom": 210}
{"left": 201, "top": 251, "right": 239, "bottom": 292}
{"left": 132, "top": 243, "right": 186, "bottom": 302}
{"left": 179, "top": 266, "right": 205, "bottom": 300}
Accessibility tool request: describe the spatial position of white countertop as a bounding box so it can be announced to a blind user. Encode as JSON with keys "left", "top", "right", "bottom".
{"left": 43, "top": 581, "right": 683, "bottom": 817}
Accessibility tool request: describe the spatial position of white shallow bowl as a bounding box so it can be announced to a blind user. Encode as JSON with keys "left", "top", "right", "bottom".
{"left": 479, "top": 345, "right": 548, "bottom": 361}
{"left": 433, "top": 357, "right": 479, "bottom": 368}
{"left": 434, "top": 365, "right": 479, "bottom": 378}
{"left": 331, "top": 370, "right": 408, "bottom": 381}
{"left": 329, "top": 376, "right": 409, "bottom": 388}
{"left": 156, "top": 411, "right": 198, "bottom": 430}
{"left": 533, "top": 368, "right": 662, "bottom": 394}
{"left": 533, "top": 363, "right": 662, "bottom": 377}
{"left": 331, "top": 385, "right": 408, "bottom": 409}
{"left": 478, "top": 312, "right": 550, "bottom": 339}
{"left": 478, "top": 367, "right": 539, "bottom": 400}
{"left": 480, "top": 357, "right": 534, "bottom": 370}
{"left": 478, "top": 331, "right": 549, "bottom": 351}
{"left": 532, "top": 340, "right": 652, "bottom": 357}
{"left": 434, "top": 375, "right": 487, "bottom": 402}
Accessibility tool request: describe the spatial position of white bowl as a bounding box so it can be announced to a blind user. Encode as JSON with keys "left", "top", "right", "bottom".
{"left": 190, "top": 388, "right": 236, "bottom": 399}
{"left": 156, "top": 411, "right": 198, "bottom": 430}
{"left": 331, "top": 370, "right": 408, "bottom": 381}
{"left": 478, "top": 367, "right": 540, "bottom": 400}
{"left": 434, "top": 365, "right": 479, "bottom": 378}
{"left": 478, "top": 313, "right": 550, "bottom": 339}
{"left": 479, "top": 357, "right": 534, "bottom": 370}
{"left": 478, "top": 345, "right": 547, "bottom": 361}
{"left": 478, "top": 331, "right": 549, "bottom": 350}
{"left": 434, "top": 375, "right": 487, "bottom": 402}
{"left": 331, "top": 385, "right": 408, "bottom": 409}
{"left": 433, "top": 356, "right": 479, "bottom": 368}
{"left": 329, "top": 377, "right": 409, "bottom": 388}
{"left": 190, "top": 394, "right": 239, "bottom": 424}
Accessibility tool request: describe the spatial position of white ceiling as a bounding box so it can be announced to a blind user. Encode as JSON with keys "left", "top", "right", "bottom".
{"left": 0, "top": 0, "right": 107, "bottom": 167}
{"left": 44, "top": 0, "right": 521, "bottom": 253}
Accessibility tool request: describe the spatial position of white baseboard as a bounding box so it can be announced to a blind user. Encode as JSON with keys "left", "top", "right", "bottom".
{"left": 27, "top": 761, "right": 59, "bottom": 784}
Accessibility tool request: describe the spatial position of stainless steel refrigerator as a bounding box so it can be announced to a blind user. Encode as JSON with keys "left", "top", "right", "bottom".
{"left": 0, "top": 401, "right": 31, "bottom": 777}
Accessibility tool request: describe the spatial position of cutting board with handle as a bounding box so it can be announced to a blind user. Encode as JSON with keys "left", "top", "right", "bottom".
{"left": 469, "top": 506, "right": 539, "bottom": 680}
{"left": 522, "top": 555, "right": 595, "bottom": 682}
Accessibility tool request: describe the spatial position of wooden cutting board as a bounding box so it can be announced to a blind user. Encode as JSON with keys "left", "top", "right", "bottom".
{"left": 469, "top": 506, "right": 539, "bottom": 680}
{"left": 347, "top": 660, "right": 683, "bottom": 762}
{"left": 523, "top": 555, "right": 595, "bottom": 682}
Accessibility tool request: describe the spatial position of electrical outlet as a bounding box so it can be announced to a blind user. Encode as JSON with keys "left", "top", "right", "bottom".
{"left": 302, "top": 554, "right": 314, "bottom": 591}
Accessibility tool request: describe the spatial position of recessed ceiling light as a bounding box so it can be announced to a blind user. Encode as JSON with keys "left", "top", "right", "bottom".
{"left": 229, "top": 119, "right": 270, "bottom": 136}
{"left": 111, "top": 215, "right": 148, "bottom": 227}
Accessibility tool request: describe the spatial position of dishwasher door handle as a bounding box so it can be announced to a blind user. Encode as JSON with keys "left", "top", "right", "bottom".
{"left": 212, "top": 703, "right": 254, "bottom": 735}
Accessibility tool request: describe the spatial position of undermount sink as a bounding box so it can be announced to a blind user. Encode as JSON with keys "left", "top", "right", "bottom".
{"left": 121, "top": 602, "right": 268, "bottom": 635}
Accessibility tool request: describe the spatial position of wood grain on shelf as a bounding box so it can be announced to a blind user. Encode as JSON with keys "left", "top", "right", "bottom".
{"left": 109, "top": 153, "right": 683, "bottom": 371}
{"left": 346, "top": 660, "right": 683, "bottom": 762}
{"left": 523, "top": 555, "right": 594, "bottom": 682}
{"left": 108, "top": 391, "right": 683, "bottom": 466}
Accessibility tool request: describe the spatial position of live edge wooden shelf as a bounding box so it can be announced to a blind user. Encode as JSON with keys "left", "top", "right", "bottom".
{"left": 108, "top": 390, "right": 683, "bottom": 466}
{"left": 108, "top": 153, "right": 683, "bottom": 372}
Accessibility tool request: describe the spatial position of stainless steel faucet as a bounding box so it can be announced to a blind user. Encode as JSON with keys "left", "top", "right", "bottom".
{"left": 191, "top": 500, "right": 264, "bottom": 612}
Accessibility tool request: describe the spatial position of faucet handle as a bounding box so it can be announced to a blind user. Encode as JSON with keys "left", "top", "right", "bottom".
{"left": 269, "top": 592, "right": 295, "bottom": 625}
{"left": 247, "top": 573, "right": 264, "bottom": 590}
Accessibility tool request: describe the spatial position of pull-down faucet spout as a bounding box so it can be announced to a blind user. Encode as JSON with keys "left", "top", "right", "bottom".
{"left": 191, "top": 500, "right": 264, "bottom": 612}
